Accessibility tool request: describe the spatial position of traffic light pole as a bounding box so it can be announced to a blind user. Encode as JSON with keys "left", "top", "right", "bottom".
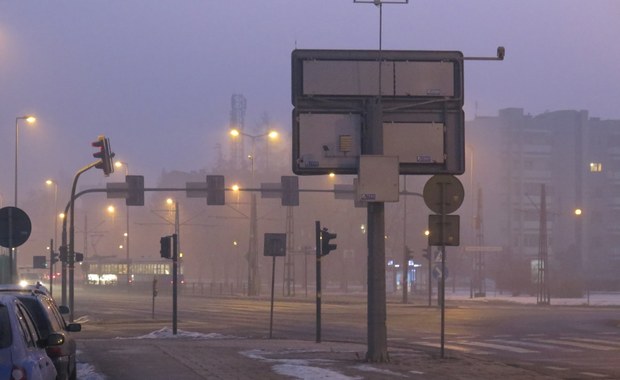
{"left": 49, "top": 238, "right": 54, "bottom": 297}
{"left": 315, "top": 221, "right": 321, "bottom": 343}
{"left": 172, "top": 233, "right": 178, "bottom": 335}
{"left": 68, "top": 161, "right": 99, "bottom": 322}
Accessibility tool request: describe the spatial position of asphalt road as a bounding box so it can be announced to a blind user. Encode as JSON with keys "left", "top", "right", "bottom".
{"left": 72, "top": 287, "right": 620, "bottom": 379}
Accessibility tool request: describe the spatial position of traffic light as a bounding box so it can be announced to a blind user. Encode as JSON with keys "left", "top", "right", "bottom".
{"left": 59, "top": 245, "right": 68, "bottom": 263}
{"left": 422, "top": 248, "right": 431, "bottom": 261}
{"left": 320, "top": 227, "right": 337, "bottom": 256}
{"left": 51, "top": 250, "right": 59, "bottom": 265}
{"left": 206, "top": 175, "right": 225, "bottom": 205}
{"left": 405, "top": 245, "right": 414, "bottom": 260}
{"left": 281, "top": 176, "right": 299, "bottom": 206}
{"left": 126, "top": 175, "right": 145, "bottom": 206}
{"left": 74, "top": 252, "right": 84, "bottom": 262}
{"left": 33, "top": 256, "right": 47, "bottom": 269}
{"left": 160, "top": 236, "right": 172, "bottom": 259}
{"left": 92, "top": 135, "right": 115, "bottom": 176}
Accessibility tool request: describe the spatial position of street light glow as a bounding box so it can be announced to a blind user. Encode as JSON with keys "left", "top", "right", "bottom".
{"left": 107, "top": 205, "right": 115, "bottom": 214}
{"left": 574, "top": 208, "right": 582, "bottom": 216}
{"left": 230, "top": 129, "right": 240, "bottom": 137}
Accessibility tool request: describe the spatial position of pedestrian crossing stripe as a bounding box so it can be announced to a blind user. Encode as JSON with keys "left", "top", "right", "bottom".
{"left": 487, "top": 339, "right": 580, "bottom": 352}
{"left": 528, "top": 338, "right": 616, "bottom": 351}
{"left": 455, "top": 340, "right": 537, "bottom": 354}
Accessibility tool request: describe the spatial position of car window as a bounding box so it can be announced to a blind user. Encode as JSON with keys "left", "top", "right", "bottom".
{"left": 17, "top": 297, "right": 51, "bottom": 338}
{"left": 41, "top": 296, "right": 64, "bottom": 331}
{"left": 15, "top": 303, "right": 38, "bottom": 348}
{"left": 0, "top": 305, "right": 11, "bottom": 348}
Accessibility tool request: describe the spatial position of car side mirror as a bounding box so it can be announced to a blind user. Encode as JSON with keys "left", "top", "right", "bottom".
{"left": 67, "top": 323, "right": 81, "bottom": 332}
{"left": 40, "top": 332, "right": 65, "bottom": 348}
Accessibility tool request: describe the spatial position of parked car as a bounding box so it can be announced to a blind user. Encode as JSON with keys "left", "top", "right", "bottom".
{"left": 0, "top": 294, "right": 60, "bottom": 380}
{"left": 0, "top": 286, "right": 81, "bottom": 380}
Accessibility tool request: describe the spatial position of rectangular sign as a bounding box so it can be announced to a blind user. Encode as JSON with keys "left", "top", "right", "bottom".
{"left": 292, "top": 49, "right": 463, "bottom": 106}
{"left": 293, "top": 111, "right": 362, "bottom": 175}
{"left": 263, "top": 233, "right": 287, "bottom": 257}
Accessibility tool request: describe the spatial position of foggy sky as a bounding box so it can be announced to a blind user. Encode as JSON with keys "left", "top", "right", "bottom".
{"left": 1, "top": 0, "right": 619, "bottom": 202}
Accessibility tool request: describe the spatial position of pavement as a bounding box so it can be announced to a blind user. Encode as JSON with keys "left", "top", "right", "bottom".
{"left": 74, "top": 290, "right": 620, "bottom": 379}
{"left": 77, "top": 329, "right": 560, "bottom": 380}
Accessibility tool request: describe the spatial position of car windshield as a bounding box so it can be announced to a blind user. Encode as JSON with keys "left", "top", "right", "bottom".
{"left": 0, "top": 305, "right": 11, "bottom": 349}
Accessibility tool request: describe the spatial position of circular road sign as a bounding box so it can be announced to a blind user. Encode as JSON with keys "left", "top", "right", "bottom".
{"left": 423, "top": 175, "right": 465, "bottom": 214}
{"left": 0, "top": 206, "right": 32, "bottom": 248}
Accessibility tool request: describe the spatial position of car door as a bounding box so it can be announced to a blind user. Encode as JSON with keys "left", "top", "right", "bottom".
{"left": 14, "top": 302, "right": 57, "bottom": 380}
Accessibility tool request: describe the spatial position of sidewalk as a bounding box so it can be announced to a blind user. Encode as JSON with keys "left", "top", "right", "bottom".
{"left": 77, "top": 328, "right": 558, "bottom": 380}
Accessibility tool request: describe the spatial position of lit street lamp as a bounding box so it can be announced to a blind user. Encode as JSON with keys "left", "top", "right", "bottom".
{"left": 15, "top": 115, "right": 36, "bottom": 207}
{"left": 11, "top": 115, "right": 36, "bottom": 282}
{"left": 228, "top": 128, "right": 279, "bottom": 296}
{"left": 115, "top": 161, "right": 131, "bottom": 286}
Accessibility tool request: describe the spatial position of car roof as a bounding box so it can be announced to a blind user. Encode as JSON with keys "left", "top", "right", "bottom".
{"left": 0, "top": 283, "right": 51, "bottom": 297}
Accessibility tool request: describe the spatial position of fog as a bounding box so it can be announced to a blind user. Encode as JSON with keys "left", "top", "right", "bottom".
{"left": 1, "top": 1, "right": 619, "bottom": 293}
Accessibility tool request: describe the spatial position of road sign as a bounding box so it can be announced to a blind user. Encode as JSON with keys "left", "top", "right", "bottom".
{"left": 263, "top": 233, "right": 287, "bottom": 257}
{"left": 0, "top": 207, "right": 32, "bottom": 248}
{"left": 291, "top": 49, "right": 465, "bottom": 176}
{"left": 432, "top": 264, "right": 449, "bottom": 279}
{"left": 423, "top": 175, "right": 464, "bottom": 214}
{"left": 428, "top": 215, "right": 460, "bottom": 246}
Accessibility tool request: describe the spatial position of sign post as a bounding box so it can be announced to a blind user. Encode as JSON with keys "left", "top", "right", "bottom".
{"left": 0, "top": 206, "right": 32, "bottom": 283}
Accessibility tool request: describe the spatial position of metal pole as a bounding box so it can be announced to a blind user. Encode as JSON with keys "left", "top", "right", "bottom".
{"left": 402, "top": 176, "right": 408, "bottom": 304}
{"left": 69, "top": 161, "right": 99, "bottom": 322}
{"left": 315, "top": 221, "right": 321, "bottom": 343}
{"left": 172, "top": 233, "right": 178, "bottom": 335}
{"left": 14, "top": 118, "right": 19, "bottom": 208}
{"left": 49, "top": 239, "right": 54, "bottom": 297}
{"left": 269, "top": 255, "right": 276, "bottom": 339}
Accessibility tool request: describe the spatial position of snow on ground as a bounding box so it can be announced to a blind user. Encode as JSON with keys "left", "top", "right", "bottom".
{"left": 77, "top": 361, "right": 107, "bottom": 380}
{"left": 121, "top": 326, "right": 230, "bottom": 340}
{"left": 241, "top": 349, "right": 362, "bottom": 380}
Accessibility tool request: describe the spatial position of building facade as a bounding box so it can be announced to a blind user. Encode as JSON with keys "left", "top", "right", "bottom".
{"left": 467, "top": 108, "right": 620, "bottom": 292}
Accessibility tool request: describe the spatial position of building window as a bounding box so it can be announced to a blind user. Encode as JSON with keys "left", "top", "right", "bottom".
{"left": 589, "top": 162, "right": 602, "bottom": 172}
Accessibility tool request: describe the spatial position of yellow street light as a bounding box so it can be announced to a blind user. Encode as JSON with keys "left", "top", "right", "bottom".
{"left": 15, "top": 115, "right": 37, "bottom": 207}
{"left": 574, "top": 208, "right": 582, "bottom": 216}
{"left": 107, "top": 205, "right": 115, "bottom": 214}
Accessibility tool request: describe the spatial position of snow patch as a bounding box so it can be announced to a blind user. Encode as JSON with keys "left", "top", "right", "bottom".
{"left": 240, "top": 349, "right": 360, "bottom": 380}
{"left": 274, "top": 363, "right": 362, "bottom": 380}
{"left": 76, "top": 362, "right": 106, "bottom": 380}
{"left": 117, "top": 327, "right": 230, "bottom": 340}
{"left": 354, "top": 363, "right": 408, "bottom": 377}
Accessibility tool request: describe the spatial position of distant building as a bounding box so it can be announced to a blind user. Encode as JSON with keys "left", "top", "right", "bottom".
{"left": 467, "top": 108, "right": 620, "bottom": 292}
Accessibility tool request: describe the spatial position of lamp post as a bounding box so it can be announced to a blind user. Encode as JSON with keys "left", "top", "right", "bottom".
{"left": 115, "top": 161, "right": 131, "bottom": 286}
{"left": 45, "top": 179, "right": 59, "bottom": 295}
{"left": 229, "top": 128, "right": 278, "bottom": 296}
{"left": 11, "top": 115, "right": 36, "bottom": 281}
{"left": 45, "top": 180, "right": 59, "bottom": 244}
{"left": 15, "top": 116, "right": 36, "bottom": 207}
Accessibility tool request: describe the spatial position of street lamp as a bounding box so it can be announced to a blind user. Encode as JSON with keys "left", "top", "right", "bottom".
{"left": 229, "top": 128, "right": 278, "bottom": 172}
{"left": 228, "top": 128, "right": 279, "bottom": 296}
{"left": 11, "top": 115, "right": 35, "bottom": 282}
{"left": 45, "top": 180, "right": 59, "bottom": 244}
{"left": 15, "top": 115, "right": 36, "bottom": 207}
{"left": 114, "top": 161, "right": 131, "bottom": 286}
